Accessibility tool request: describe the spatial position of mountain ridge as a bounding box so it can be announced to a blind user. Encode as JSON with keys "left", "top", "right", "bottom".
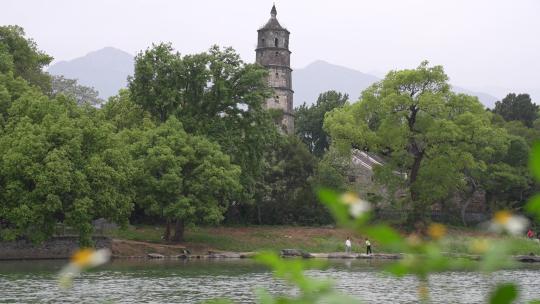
{"left": 47, "top": 47, "right": 500, "bottom": 108}
{"left": 47, "top": 47, "right": 134, "bottom": 99}
{"left": 293, "top": 60, "right": 500, "bottom": 108}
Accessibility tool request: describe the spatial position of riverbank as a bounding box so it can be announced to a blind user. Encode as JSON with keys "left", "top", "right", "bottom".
{"left": 109, "top": 225, "right": 540, "bottom": 257}
{"left": 3, "top": 225, "right": 540, "bottom": 260}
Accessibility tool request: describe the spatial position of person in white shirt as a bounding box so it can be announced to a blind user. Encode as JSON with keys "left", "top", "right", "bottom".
{"left": 365, "top": 238, "right": 372, "bottom": 255}
{"left": 345, "top": 237, "right": 352, "bottom": 254}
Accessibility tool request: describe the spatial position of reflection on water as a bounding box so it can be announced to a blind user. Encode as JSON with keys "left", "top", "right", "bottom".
{"left": 1, "top": 259, "right": 540, "bottom": 303}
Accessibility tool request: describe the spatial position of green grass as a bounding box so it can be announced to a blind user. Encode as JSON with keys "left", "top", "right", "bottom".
{"left": 109, "top": 225, "right": 163, "bottom": 243}
{"left": 439, "top": 235, "right": 540, "bottom": 256}
{"left": 185, "top": 229, "right": 243, "bottom": 251}
{"left": 109, "top": 225, "right": 355, "bottom": 253}
{"left": 109, "top": 225, "right": 540, "bottom": 255}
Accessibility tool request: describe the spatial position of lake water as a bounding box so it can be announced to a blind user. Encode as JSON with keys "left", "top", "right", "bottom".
{"left": 2, "top": 259, "right": 540, "bottom": 303}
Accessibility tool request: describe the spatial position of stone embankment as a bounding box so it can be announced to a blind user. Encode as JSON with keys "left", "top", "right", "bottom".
{"left": 3, "top": 239, "right": 540, "bottom": 263}
{"left": 280, "top": 249, "right": 402, "bottom": 259}
{"left": 513, "top": 255, "right": 540, "bottom": 263}
{"left": 278, "top": 249, "right": 540, "bottom": 263}
{"left": 141, "top": 249, "right": 402, "bottom": 260}
{"left": 145, "top": 251, "right": 257, "bottom": 259}
{"left": 0, "top": 236, "right": 111, "bottom": 260}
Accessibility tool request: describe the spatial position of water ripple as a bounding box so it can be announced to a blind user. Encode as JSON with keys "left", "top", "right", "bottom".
{"left": 1, "top": 260, "right": 540, "bottom": 303}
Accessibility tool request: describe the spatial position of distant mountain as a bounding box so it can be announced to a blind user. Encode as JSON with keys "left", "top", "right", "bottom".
{"left": 293, "top": 60, "right": 499, "bottom": 108}
{"left": 47, "top": 47, "right": 133, "bottom": 99}
{"left": 293, "top": 60, "right": 379, "bottom": 106}
{"left": 47, "top": 48, "right": 500, "bottom": 108}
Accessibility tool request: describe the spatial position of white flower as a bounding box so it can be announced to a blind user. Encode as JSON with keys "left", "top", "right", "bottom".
{"left": 341, "top": 192, "right": 371, "bottom": 218}
{"left": 488, "top": 211, "right": 529, "bottom": 236}
{"left": 59, "top": 248, "right": 111, "bottom": 288}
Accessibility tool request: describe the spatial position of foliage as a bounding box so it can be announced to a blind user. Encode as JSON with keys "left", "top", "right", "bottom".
{"left": 497, "top": 119, "right": 540, "bottom": 146}
{"left": 488, "top": 284, "right": 517, "bottom": 304}
{"left": 0, "top": 26, "right": 135, "bottom": 245}
{"left": 310, "top": 147, "right": 349, "bottom": 193}
{"left": 295, "top": 91, "right": 348, "bottom": 157}
{"left": 484, "top": 118, "right": 537, "bottom": 211}
{"left": 493, "top": 93, "right": 538, "bottom": 127}
{"left": 525, "top": 142, "right": 540, "bottom": 222}
{"left": 128, "top": 43, "right": 182, "bottom": 123}
{"left": 324, "top": 61, "right": 507, "bottom": 224}
{"left": 101, "top": 89, "right": 150, "bottom": 131}
{"left": 51, "top": 75, "right": 103, "bottom": 106}
{"left": 126, "top": 117, "right": 242, "bottom": 242}
{"left": 250, "top": 136, "right": 332, "bottom": 225}
{"left": 0, "top": 82, "right": 134, "bottom": 245}
{"left": 129, "top": 43, "right": 278, "bottom": 212}
{"left": 0, "top": 28, "right": 327, "bottom": 243}
{"left": 0, "top": 25, "right": 53, "bottom": 93}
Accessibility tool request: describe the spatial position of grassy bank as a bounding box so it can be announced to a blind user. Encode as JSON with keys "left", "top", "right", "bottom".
{"left": 110, "top": 226, "right": 351, "bottom": 253}
{"left": 109, "top": 225, "right": 540, "bottom": 255}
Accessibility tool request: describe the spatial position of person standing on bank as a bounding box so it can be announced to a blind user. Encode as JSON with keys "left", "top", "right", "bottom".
{"left": 345, "top": 237, "right": 352, "bottom": 254}
{"left": 365, "top": 238, "right": 372, "bottom": 255}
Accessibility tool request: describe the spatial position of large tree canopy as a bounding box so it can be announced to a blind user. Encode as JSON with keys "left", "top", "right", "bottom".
{"left": 0, "top": 83, "right": 134, "bottom": 244}
{"left": 126, "top": 117, "right": 242, "bottom": 242}
{"left": 325, "top": 61, "right": 508, "bottom": 224}
{"left": 251, "top": 135, "right": 331, "bottom": 225}
{"left": 129, "top": 44, "right": 279, "bottom": 208}
{"left": 0, "top": 31, "right": 134, "bottom": 244}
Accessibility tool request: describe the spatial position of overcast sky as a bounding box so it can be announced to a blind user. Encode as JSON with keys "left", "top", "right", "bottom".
{"left": 3, "top": 0, "right": 539, "bottom": 100}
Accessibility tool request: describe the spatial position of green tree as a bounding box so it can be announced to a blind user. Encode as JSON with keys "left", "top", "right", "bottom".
{"left": 495, "top": 119, "right": 540, "bottom": 146}
{"left": 101, "top": 89, "right": 150, "bottom": 131}
{"left": 0, "top": 84, "right": 134, "bottom": 244}
{"left": 0, "top": 69, "right": 32, "bottom": 126}
{"left": 295, "top": 91, "right": 348, "bottom": 157}
{"left": 129, "top": 44, "right": 278, "bottom": 216}
{"left": 493, "top": 93, "right": 538, "bottom": 127}
{"left": 311, "top": 146, "right": 349, "bottom": 193}
{"left": 325, "top": 61, "right": 506, "bottom": 225}
{"left": 480, "top": 135, "right": 534, "bottom": 211}
{"left": 128, "top": 43, "right": 183, "bottom": 123}
{"left": 128, "top": 117, "right": 242, "bottom": 242}
{"left": 253, "top": 136, "right": 331, "bottom": 225}
{"left": 0, "top": 25, "right": 53, "bottom": 93}
{"left": 51, "top": 75, "right": 103, "bottom": 106}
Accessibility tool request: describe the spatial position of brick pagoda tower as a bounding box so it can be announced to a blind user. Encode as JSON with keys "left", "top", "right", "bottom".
{"left": 256, "top": 4, "right": 294, "bottom": 133}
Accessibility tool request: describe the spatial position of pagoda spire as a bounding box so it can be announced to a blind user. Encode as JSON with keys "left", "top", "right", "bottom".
{"left": 271, "top": 4, "right": 277, "bottom": 18}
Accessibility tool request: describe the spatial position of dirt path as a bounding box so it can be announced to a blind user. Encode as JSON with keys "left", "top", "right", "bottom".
{"left": 112, "top": 239, "right": 189, "bottom": 257}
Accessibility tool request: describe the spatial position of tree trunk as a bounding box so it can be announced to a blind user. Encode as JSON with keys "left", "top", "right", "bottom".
{"left": 171, "top": 219, "right": 185, "bottom": 243}
{"left": 164, "top": 218, "right": 171, "bottom": 242}
{"left": 461, "top": 181, "right": 477, "bottom": 227}
{"left": 461, "top": 198, "right": 473, "bottom": 227}
{"left": 409, "top": 151, "right": 424, "bottom": 191}
{"left": 257, "top": 204, "right": 262, "bottom": 225}
{"left": 407, "top": 151, "right": 425, "bottom": 228}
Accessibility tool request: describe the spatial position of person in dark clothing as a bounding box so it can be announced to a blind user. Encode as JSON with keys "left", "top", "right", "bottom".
{"left": 365, "top": 238, "right": 372, "bottom": 255}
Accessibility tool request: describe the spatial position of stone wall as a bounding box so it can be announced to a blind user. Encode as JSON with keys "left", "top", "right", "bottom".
{"left": 0, "top": 236, "right": 112, "bottom": 260}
